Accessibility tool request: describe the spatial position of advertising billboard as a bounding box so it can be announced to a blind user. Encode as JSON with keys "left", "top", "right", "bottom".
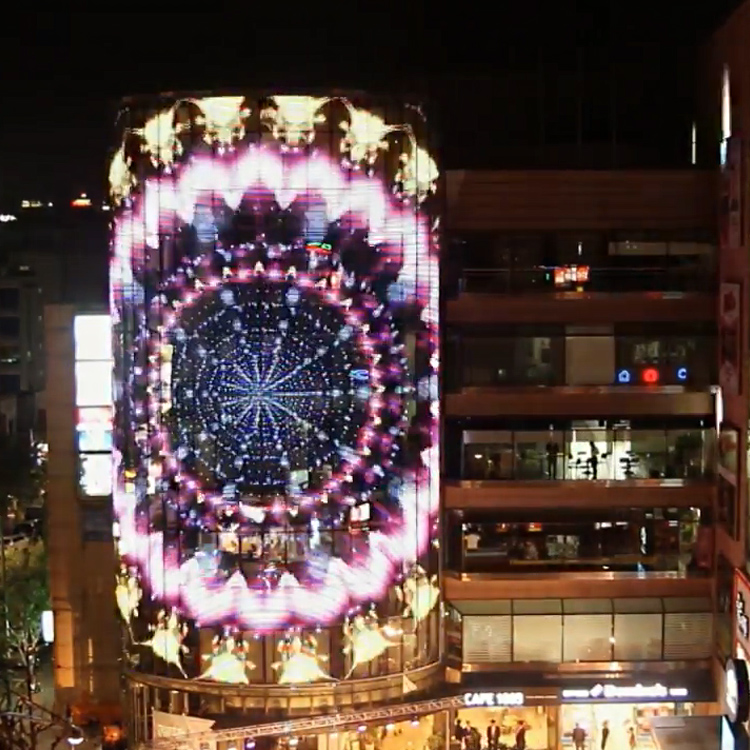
{"left": 74, "top": 314, "right": 113, "bottom": 497}
{"left": 110, "top": 94, "right": 440, "bottom": 684}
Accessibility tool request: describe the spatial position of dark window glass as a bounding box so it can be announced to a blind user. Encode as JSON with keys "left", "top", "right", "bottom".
{"left": 462, "top": 337, "right": 557, "bottom": 386}
{"left": 0, "top": 318, "right": 20, "bottom": 337}
{"left": 0, "top": 289, "right": 20, "bottom": 310}
{"left": 0, "top": 374, "right": 20, "bottom": 393}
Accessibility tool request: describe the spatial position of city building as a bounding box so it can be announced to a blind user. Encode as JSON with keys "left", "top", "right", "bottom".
{"left": 45, "top": 306, "right": 119, "bottom": 716}
{"left": 42, "top": 6, "right": 750, "bottom": 745}
{"left": 702, "top": 7, "right": 750, "bottom": 746}
{"left": 0, "top": 199, "right": 109, "bottom": 441}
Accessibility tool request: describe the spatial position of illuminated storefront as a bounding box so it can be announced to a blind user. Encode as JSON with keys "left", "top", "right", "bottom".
{"left": 453, "top": 679, "right": 714, "bottom": 750}
{"left": 109, "top": 93, "right": 440, "bottom": 742}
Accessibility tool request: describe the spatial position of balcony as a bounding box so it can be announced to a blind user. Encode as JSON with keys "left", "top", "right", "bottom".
{"left": 444, "top": 479, "right": 714, "bottom": 510}
{"left": 444, "top": 570, "right": 712, "bottom": 599}
{"left": 445, "top": 332, "right": 717, "bottom": 391}
{"left": 445, "top": 267, "right": 715, "bottom": 325}
{"left": 457, "top": 266, "right": 714, "bottom": 295}
{"left": 444, "top": 510, "right": 710, "bottom": 576}
{"left": 445, "top": 386, "right": 714, "bottom": 418}
{"left": 450, "top": 425, "right": 714, "bottom": 482}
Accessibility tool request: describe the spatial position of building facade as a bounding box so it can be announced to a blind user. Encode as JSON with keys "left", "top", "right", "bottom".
{"left": 108, "top": 93, "right": 441, "bottom": 746}
{"left": 45, "top": 9, "right": 750, "bottom": 740}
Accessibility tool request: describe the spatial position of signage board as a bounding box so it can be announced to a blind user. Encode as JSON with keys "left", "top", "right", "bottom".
{"left": 736, "top": 571, "right": 750, "bottom": 660}
{"left": 463, "top": 691, "right": 524, "bottom": 707}
{"left": 561, "top": 683, "right": 688, "bottom": 702}
{"left": 725, "top": 659, "right": 750, "bottom": 725}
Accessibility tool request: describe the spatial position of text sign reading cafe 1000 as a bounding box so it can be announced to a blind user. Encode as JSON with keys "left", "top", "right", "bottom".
{"left": 463, "top": 692, "right": 525, "bottom": 707}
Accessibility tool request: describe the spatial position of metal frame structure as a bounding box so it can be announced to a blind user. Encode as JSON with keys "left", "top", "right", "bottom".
{"left": 147, "top": 695, "right": 465, "bottom": 749}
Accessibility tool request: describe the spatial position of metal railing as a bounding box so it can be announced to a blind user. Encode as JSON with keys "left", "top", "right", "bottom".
{"left": 454, "top": 266, "right": 716, "bottom": 294}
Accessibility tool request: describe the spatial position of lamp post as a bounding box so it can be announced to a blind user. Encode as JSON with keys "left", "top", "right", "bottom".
{"left": 0, "top": 692, "right": 86, "bottom": 750}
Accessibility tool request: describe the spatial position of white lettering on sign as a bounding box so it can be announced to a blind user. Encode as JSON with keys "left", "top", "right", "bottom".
{"left": 463, "top": 691, "right": 525, "bottom": 707}
{"left": 737, "top": 592, "right": 750, "bottom": 641}
{"left": 561, "top": 684, "right": 689, "bottom": 701}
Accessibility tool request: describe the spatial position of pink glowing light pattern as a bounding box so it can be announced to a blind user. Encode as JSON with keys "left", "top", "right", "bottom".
{"left": 111, "top": 136, "right": 439, "bottom": 632}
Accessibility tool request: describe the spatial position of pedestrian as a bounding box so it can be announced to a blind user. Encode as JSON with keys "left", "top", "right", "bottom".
{"left": 601, "top": 721, "right": 609, "bottom": 750}
{"left": 572, "top": 722, "right": 587, "bottom": 750}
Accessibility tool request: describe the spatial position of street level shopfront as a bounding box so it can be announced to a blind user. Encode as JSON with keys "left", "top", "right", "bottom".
{"left": 454, "top": 673, "right": 717, "bottom": 750}
{"left": 145, "top": 676, "right": 716, "bottom": 750}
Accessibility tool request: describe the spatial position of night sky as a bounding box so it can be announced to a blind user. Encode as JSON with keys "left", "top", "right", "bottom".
{"left": 0, "top": 2, "right": 742, "bottom": 208}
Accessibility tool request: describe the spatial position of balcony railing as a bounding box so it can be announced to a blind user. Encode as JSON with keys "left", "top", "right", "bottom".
{"left": 455, "top": 266, "right": 716, "bottom": 294}
{"left": 445, "top": 514, "right": 710, "bottom": 575}
{"left": 454, "top": 428, "right": 714, "bottom": 481}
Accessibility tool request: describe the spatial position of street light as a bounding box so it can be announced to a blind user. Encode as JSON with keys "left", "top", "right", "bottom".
{"left": 1, "top": 692, "right": 87, "bottom": 748}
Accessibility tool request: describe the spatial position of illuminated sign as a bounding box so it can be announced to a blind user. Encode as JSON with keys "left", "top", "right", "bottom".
{"left": 71, "top": 193, "right": 92, "bottom": 208}
{"left": 561, "top": 683, "right": 689, "bottom": 701}
{"left": 553, "top": 265, "right": 589, "bottom": 287}
{"left": 725, "top": 658, "right": 750, "bottom": 724}
{"left": 737, "top": 591, "right": 750, "bottom": 641}
{"left": 617, "top": 369, "right": 631, "bottom": 384}
{"left": 41, "top": 610, "right": 54, "bottom": 643}
{"left": 109, "top": 94, "right": 440, "bottom": 675}
{"left": 74, "top": 314, "right": 113, "bottom": 497}
{"left": 463, "top": 692, "right": 524, "bottom": 707}
{"left": 677, "top": 367, "right": 688, "bottom": 382}
{"left": 642, "top": 367, "right": 659, "bottom": 384}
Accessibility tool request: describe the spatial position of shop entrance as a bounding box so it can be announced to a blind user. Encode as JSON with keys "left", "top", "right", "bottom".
{"left": 456, "top": 705, "right": 556, "bottom": 750}
{"left": 559, "top": 703, "right": 694, "bottom": 750}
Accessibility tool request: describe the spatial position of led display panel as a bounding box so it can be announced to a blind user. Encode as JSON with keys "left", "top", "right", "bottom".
{"left": 74, "top": 315, "right": 113, "bottom": 361}
{"left": 74, "top": 314, "right": 114, "bottom": 498}
{"left": 110, "top": 94, "right": 440, "bottom": 684}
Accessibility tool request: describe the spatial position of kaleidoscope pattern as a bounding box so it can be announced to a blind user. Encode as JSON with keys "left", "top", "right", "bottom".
{"left": 110, "top": 94, "right": 440, "bottom": 638}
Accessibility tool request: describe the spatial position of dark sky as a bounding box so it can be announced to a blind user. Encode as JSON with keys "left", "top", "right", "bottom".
{"left": 0, "top": 2, "right": 742, "bottom": 207}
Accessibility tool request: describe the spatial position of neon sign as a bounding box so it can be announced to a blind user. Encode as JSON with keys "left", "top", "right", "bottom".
{"left": 463, "top": 692, "right": 525, "bottom": 707}
{"left": 562, "top": 683, "right": 689, "bottom": 701}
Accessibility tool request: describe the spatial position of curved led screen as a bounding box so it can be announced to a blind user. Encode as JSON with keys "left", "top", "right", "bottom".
{"left": 110, "top": 94, "right": 440, "bottom": 684}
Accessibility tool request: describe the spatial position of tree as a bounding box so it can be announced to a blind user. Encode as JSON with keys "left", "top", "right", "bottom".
{"left": 0, "top": 541, "right": 51, "bottom": 750}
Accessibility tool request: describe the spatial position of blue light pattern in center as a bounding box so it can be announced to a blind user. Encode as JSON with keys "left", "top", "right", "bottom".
{"left": 169, "top": 281, "right": 370, "bottom": 493}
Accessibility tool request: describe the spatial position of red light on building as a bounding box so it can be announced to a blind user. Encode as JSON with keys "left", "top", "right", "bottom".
{"left": 642, "top": 367, "right": 659, "bottom": 384}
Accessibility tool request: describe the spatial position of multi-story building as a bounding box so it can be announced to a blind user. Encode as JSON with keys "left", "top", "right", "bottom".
{"left": 701, "top": 3, "right": 750, "bottom": 739}
{"left": 443, "top": 165, "right": 718, "bottom": 744}
{"left": 45, "top": 9, "right": 750, "bottom": 745}
{"left": 0, "top": 199, "right": 109, "bottom": 438}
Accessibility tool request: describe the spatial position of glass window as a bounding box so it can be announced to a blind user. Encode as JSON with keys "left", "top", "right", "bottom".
{"left": 613, "top": 613, "right": 662, "bottom": 659}
{"left": 0, "top": 374, "right": 20, "bottom": 394}
{"left": 718, "top": 475, "right": 738, "bottom": 539}
{"left": 462, "top": 337, "right": 557, "bottom": 386}
{"left": 463, "top": 431, "right": 514, "bottom": 480}
{"left": 513, "top": 614, "right": 562, "bottom": 662}
{"left": 0, "top": 317, "right": 20, "bottom": 337}
{"left": 565, "top": 422, "right": 611, "bottom": 480}
{"left": 515, "top": 431, "right": 551, "bottom": 480}
{"left": 0, "top": 289, "right": 20, "bottom": 310}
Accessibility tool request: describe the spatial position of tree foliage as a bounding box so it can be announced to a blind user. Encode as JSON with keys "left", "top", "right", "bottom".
{"left": 0, "top": 542, "right": 52, "bottom": 750}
